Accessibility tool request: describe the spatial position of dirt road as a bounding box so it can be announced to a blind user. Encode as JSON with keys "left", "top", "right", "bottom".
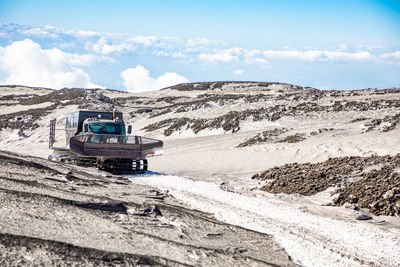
{"left": 130, "top": 174, "right": 400, "bottom": 266}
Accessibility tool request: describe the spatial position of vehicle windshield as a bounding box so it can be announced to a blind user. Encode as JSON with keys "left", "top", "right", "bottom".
{"left": 88, "top": 122, "right": 125, "bottom": 135}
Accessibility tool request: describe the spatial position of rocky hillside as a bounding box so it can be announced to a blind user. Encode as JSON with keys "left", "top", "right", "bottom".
{"left": 2, "top": 82, "right": 400, "bottom": 138}
{"left": 1, "top": 82, "right": 400, "bottom": 217}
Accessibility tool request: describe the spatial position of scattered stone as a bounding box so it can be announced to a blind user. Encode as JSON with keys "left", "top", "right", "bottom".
{"left": 356, "top": 214, "right": 373, "bottom": 221}
{"left": 145, "top": 189, "right": 169, "bottom": 200}
{"left": 73, "top": 200, "right": 128, "bottom": 214}
{"left": 348, "top": 117, "right": 369, "bottom": 123}
{"left": 17, "top": 129, "right": 29, "bottom": 138}
{"left": 220, "top": 182, "right": 236, "bottom": 193}
{"left": 206, "top": 233, "right": 223, "bottom": 238}
{"left": 45, "top": 177, "right": 69, "bottom": 183}
{"left": 310, "top": 128, "right": 335, "bottom": 136}
{"left": 141, "top": 205, "right": 163, "bottom": 217}
{"left": 136, "top": 108, "right": 153, "bottom": 114}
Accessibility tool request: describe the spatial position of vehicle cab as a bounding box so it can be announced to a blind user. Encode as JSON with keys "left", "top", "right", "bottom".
{"left": 82, "top": 118, "right": 127, "bottom": 135}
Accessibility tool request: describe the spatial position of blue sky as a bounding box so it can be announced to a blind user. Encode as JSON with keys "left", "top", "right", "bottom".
{"left": 0, "top": 0, "right": 399, "bottom": 91}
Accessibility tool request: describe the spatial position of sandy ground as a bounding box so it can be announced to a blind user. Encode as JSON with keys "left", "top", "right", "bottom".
{"left": 1, "top": 82, "right": 400, "bottom": 266}
{"left": 0, "top": 150, "right": 294, "bottom": 266}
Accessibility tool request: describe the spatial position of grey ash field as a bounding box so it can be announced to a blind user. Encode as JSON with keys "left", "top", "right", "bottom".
{"left": 0, "top": 82, "right": 400, "bottom": 266}
{"left": 0, "top": 150, "right": 292, "bottom": 266}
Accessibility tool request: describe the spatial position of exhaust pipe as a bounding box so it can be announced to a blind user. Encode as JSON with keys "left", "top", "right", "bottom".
{"left": 113, "top": 108, "right": 116, "bottom": 120}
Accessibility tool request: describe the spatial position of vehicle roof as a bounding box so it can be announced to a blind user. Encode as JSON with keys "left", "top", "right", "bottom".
{"left": 84, "top": 119, "right": 124, "bottom": 123}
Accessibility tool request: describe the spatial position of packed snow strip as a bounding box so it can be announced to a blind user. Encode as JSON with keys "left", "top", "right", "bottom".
{"left": 129, "top": 174, "right": 400, "bottom": 267}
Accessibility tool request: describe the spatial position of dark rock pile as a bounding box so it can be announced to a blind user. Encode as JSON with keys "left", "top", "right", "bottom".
{"left": 369, "top": 88, "right": 400, "bottom": 95}
{"left": 143, "top": 111, "right": 245, "bottom": 136}
{"left": 0, "top": 94, "right": 38, "bottom": 106}
{"left": 149, "top": 108, "right": 173, "bottom": 118}
{"left": 310, "top": 128, "right": 335, "bottom": 136}
{"left": 0, "top": 88, "right": 119, "bottom": 133}
{"left": 334, "top": 99, "right": 400, "bottom": 112}
{"left": 175, "top": 102, "right": 212, "bottom": 113}
{"left": 156, "top": 96, "right": 186, "bottom": 103}
{"left": 277, "top": 133, "right": 306, "bottom": 143}
{"left": 142, "top": 118, "right": 188, "bottom": 136}
{"left": 143, "top": 98, "right": 400, "bottom": 135}
{"left": 333, "top": 165, "right": 400, "bottom": 216}
{"left": 275, "top": 91, "right": 324, "bottom": 102}
{"left": 253, "top": 154, "right": 400, "bottom": 216}
{"left": 0, "top": 104, "right": 58, "bottom": 131}
{"left": 143, "top": 107, "right": 284, "bottom": 136}
{"left": 19, "top": 88, "right": 115, "bottom": 110}
{"left": 166, "top": 81, "right": 303, "bottom": 91}
{"left": 149, "top": 93, "right": 272, "bottom": 118}
{"left": 253, "top": 157, "right": 359, "bottom": 196}
{"left": 20, "top": 88, "right": 88, "bottom": 105}
{"left": 237, "top": 128, "right": 289, "bottom": 147}
{"left": 110, "top": 95, "right": 144, "bottom": 106}
{"left": 365, "top": 113, "right": 400, "bottom": 132}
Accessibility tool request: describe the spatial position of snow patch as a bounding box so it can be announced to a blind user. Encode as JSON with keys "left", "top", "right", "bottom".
{"left": 129, "top": 174, "right": 400, "bottom": 267}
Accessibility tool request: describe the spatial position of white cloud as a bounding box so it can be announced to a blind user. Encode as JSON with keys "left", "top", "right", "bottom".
{"left": 85, "top": 35, "right": 158, "bottom": 55}
{"left": 233, "top": 69, "right": 244, "bottom": 75}
{"left": 154, "top": 50, "right": 186, "bottom": 58}
{"left": 198, "top": 48, "right": 267, "bottom": 65}
{"left": 17, "top": 25, "right": 100, "bottom": 39}
{"left": 199, "top": 51, "right": 238, "bottom": 63}
{"left": 198, "top": 47, "right": 375, "bottom": 64}
{"left": 198, "top": 47, "right": 245, "bottom": 63}
{"left": 128, "top": 36, "right": 157, "bottom": 46}
{"left": 4, "top": 23, "right": 400, "bottom": 89}
{"left": 262, "top": 50, "right": 321, "bottom": 61}
{"left": 262, "top": 50, "right": 373, "bottom": 61}
{"left": 381, "top": 51, "right": 400, "bottom": 59}
{"left": 252, "top": 58, "right": 269, "bottom": 64}
{"left": 0, "top": 39, "right": 103, "bottom": 89}
{"left": 186, "top": 37, "right": 222, "bottom": 47}
{"left": 120, "top": 65, "right": 189, "bottom": 92}
{"left": 155, "top": 51, "right": 170, "bottom": 56}
{"left": 324, "top": 51, "right": 372, "bottom": 61}
{"left": 172, "top": 52, "right": 186, "bottom": 58}
{"left": 242, "top": 49, "right": 269, "bottom": 64}
{"left": 356, "top": 44, "right": 384, "bottom": 51}
{"left": 67, "top": 29, "right": 99, "bottom": 38}
{"left": 85, "top": 37, "right": 137, "bottom": 54}
{"left": 20, "top": 27, "right": 58, "bottom": 38}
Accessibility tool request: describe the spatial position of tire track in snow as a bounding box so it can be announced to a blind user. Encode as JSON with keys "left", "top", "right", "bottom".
{"left": 129, "top": 174, "right": 400, "bottom": 266}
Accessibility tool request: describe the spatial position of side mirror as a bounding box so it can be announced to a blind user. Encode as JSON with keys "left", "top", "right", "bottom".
{"left": 84, "top": 124, "right": 89, "bottom": 133}
{"left": 127, "top": 125, "right": 132, "bottom": 134}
